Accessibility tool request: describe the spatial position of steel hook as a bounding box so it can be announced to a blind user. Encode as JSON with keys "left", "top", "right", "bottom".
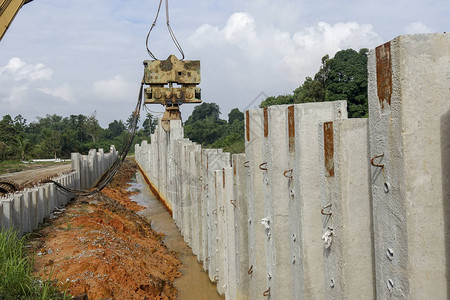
{"left": 283, "top": 169, "right": 293, "bottom": 179}
{"left": 230, "top": 200, "right": 236, "bottom": 208}
{"left": 263, "top": 287, "right": 271, "bottom": 297}
{"left": 371, "top": 153, "right": 385, "bottom": 169}
{"left": 259, "top": 162, "right": 268, "bottom": 171}
{"left": 321, "top": 203, "right": 332, "bottom": 216}
{"left": 248, "top": 265, "right": 253, "bottom": 275}
{"left": 243, "top": 160, "right": 250, "bottom": 168}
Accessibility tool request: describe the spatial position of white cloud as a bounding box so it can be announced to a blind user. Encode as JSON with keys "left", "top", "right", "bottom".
{"left": 93, "top": 75, "right": 136, "bottom": 102}
{"left": 404, "top": 21, "right": 435, "bottom": 34}
{"left": 190, "top": 13, "right": 382, "bottom": 86}
{"left": 0, "top": 57, "right": 52, "bottom": 81}
{"left": 39, "top": 83, "right": 74, "bottom": 102}
{"left": 2, "top": 85, "right": 28, "bottom": 109}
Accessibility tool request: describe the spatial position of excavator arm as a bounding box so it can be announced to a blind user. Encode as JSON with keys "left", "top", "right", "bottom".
{"left": 0, "top": 0, "right": 33, "bottom": 41}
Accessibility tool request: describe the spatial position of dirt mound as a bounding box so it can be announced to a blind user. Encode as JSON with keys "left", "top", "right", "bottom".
{"left": 29, "top": 159, "right": 181, "bottom": 299}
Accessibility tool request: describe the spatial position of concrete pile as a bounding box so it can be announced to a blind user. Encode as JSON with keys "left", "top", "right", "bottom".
{"left": 135, "top": 33, "right": 450, "bottom": 299}
{"left": 0, "top": 146, "right": 118, "bottom": 234}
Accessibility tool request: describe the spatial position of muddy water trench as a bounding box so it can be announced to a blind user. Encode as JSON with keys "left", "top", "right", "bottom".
{"left": 129, "top": 172, "right": 224, "bottom": 300}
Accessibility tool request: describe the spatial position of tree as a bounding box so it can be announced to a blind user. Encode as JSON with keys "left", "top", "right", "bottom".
{"left": 15, "top": 136, "right": 30, "bottom": 161}
{"left": 0, "top": 115, "right": 19, "bottom": 160}
{"left": 258, "top": 48, "right": 369, "bottom": 118}
{"left": 184, "top": 102, "right": 221, "bottom": 126}
{"left": 259, "top": 94, "right": 294, "bottom": 108}
{"left": 184, "top": 117, "right": 227, "bottom": 145}
{"left": 126, "top": 111, "right": 140, "bottom": 130}
{"left": 142, "top": 113, "right": 158, "bottom": 136}
{"left": 293, "top": 77, "right": 325, "bottom": 103}
{"left": 228, "top": 108, "right": 244, "bottom": 124}
{"left": 38, "top": 129, "right": 62, "bottom": 159}
{"left": 83, "top": 112, "right": 102, "bottom": 143}
{"left": 324, "top": 49, "right": 368, "bottom": 117}
{"left": 106, "top": 120, "right": 126, "bottom": 139}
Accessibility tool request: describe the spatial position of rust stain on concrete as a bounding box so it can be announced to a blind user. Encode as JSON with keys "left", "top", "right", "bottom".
{"left": 246, "top": 111, "right": 250, "bottom": 142}
{"left": 263, "top": 108, "right": 268, "bottom": 138}
{"left": 375, "top": 42, "right": 392, "bottom": 109}
{"left": 223, "top": 168, "right": 225, "bottom": 188}
{"left": 323, "top": 122, "right": 334, "bottom": 177}
{"left": 288, "top": 105, "right": 295, "bottom": 153}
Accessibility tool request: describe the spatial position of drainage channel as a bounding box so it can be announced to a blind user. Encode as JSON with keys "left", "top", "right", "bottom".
{"left": 129, "top": 172, "right": 224, "bottom": 300}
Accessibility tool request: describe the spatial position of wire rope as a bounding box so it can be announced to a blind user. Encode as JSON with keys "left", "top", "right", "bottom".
{"left": 145, "top": 0, "right": 185, "bottom": 60}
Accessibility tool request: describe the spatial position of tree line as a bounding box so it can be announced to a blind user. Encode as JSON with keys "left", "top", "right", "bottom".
{"left": 0, "top": 48, "right": 368, "bottom": 161}
{"left": 0, "top": 112, "right": 158, "bottom": 161}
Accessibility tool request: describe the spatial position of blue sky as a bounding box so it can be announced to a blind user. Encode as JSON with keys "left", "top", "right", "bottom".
{"left": 0, "top": 0, "right": 447, "bottom": 126}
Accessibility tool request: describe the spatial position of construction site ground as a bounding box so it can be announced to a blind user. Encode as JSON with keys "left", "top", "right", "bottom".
{"left": 27, "top": 159, "right": 182, "bottom": 299}
{"left": 0, "top": 162, "right": 71, "bottom": 189}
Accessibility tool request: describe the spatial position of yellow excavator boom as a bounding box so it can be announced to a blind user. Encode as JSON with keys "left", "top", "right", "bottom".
{"left": 0, "top": 0, "right": 33, "bottom": 41}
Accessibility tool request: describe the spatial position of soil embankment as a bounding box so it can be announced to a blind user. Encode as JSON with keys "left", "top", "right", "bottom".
{"left": 28, "top": 159, "right": 182, "bottom": 299}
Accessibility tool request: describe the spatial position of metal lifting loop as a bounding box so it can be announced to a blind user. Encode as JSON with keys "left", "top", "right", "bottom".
{"left": 321, "top": 204, "right": 333, "bottom": 216}
{"left": 284, "top": 169, "right": 293, "bottom": 179}
{"left": 243, "top": 161, "right": 250, "bottom": 168}
{"left": 146, "top": 0, "right": 185, "bottom": 60}
{"left": 371, "top": 153, "right": 385, "bottom": 169}
{"left": 230, "top": 200, "right": 236, "bottom": 208}
{"left": 263, "top": 287, "right": 271, "bottom": 297}
{"left": 259, "top": 162, "right": 268, "bottom": 171}
{"left": 248, "top": 265, "right": 254, "bottom": 275}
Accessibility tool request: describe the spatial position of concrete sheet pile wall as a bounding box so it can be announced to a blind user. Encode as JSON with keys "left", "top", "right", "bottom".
{"left": 1, "top": 146, "right": 118, "bottom": 234}
{"left": 134, "top": 34, "right": 450, "bottom": 299}
{"left": 368, "top": 33, "right": 450, "bottom": 299}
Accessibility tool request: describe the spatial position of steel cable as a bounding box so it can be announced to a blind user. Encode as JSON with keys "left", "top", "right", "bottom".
{"left": 145, "top": 0, "right": 185, "bottom": 60}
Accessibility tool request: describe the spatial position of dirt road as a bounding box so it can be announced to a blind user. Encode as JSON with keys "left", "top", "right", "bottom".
{"left": 0, "top": 163, "right": 71, "bottom": 188}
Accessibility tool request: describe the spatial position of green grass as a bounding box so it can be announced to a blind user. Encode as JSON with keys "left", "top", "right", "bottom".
{"left": 0, "top": 227, "right": 70, "bottom": 300}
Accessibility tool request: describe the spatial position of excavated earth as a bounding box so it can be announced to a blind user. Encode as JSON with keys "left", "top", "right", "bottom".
{"left": 28, "top": 159, "right": 182, "bottom": 299}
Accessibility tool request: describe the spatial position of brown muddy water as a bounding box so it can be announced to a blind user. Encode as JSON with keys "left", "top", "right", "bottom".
{"left": 130, "top": 172, "right": 224, "bottom": 300}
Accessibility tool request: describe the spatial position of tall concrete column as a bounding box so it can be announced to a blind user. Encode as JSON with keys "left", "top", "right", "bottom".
{"left": 81, "top": 156, "right": 88, "bottom": 190}
{"left": 189, "top": 146, "right": 202, "bottom": 257}
{"left": 1, "top": 199, "right": 12, "bottom": 230}
{"left": 182, "top": 141, "right": 195, "bottom": 243}
{"left": 245, "top": 108, "right": 266, "bottom": 299}
{"left": 200, "top": 149, "right": 217, "bottom": 270}
{"left": 206, "top": 150, "right": 226, "bottom": 282}
{"left": 13, "top": 194, "right": 23, "bottom": 233}
{"left": 21, "top": 192, "right": 31, "bottom": 233}
{"left": 37, "top": 186, "right": 45, "bottom": 223}
{"left": 168, "top": 120, "right": 184, "bottom": 212}
{"left": 368, "top": 34, "right": 450, "bottom": 299}
{"left": 232, "top": 153, "right": 250, "bottom": 300}
{"left": 88, "top": 149, "right": 97, "bottom": 187}
{"left": 98, "top": 148, "right": 105, "bottom": 176}
{"left": 30, "top": 188, "right": 39, "bottom": 231}
{"left": 319, "top": 119, "right": 374, "bottom": 299}
{"left": 224, "top": 166, "right": 236, "bottom": 300}
{"left": 291, "top": 101, "right": 347, "bottom": 299}
{"left": 215, "top": 169, "right": 226, "bottom": 295}
{"left": 262, "top": 105, "right": 292, "bottom": 300}
{"left": 71, "top": 153, "right": 81, "bottom": 190}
